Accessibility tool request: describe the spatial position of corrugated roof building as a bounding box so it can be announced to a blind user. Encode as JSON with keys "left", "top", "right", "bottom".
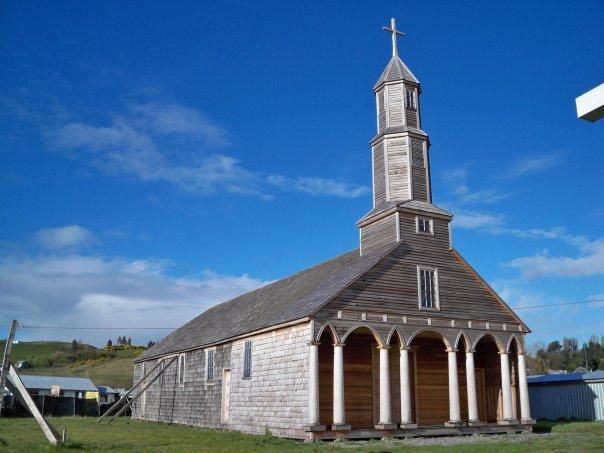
{"left": 528, "top": 371, "right": 604, "bottom": 421}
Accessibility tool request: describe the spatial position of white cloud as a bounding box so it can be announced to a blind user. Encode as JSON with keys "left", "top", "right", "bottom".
{"left": 508, "top": 238, "right": 604, "bottom": 279}
{"left": 501, "top": 152, "right": 562, "bottom": 179}
{"left": 453, "top": 211, "right": 505, "bottom": 229}
{"left": 35, "top": 225, "right": 94, "bottom": 250}
{"left": 0, "top": 252, "right": 269, "bottom": 345}
{"left": 49, "top": 102, "right": 368, "bottom": 200}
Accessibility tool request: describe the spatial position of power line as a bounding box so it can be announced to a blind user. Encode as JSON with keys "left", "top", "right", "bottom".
{"left": 14, "top": 299, "right": 604, "bottom": 331}
{"left": 512, "top": 299, "right": 604, "bottom": 310}
{"left": 19, "top": 326, "right": 177, "bottom": 330}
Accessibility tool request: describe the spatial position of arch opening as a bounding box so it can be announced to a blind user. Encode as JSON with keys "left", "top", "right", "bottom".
{"left": 474, "top": 334, "right": 503, "bottom": 423}
{"left": 317, "top": 326, "right": 334, "bottom": 426}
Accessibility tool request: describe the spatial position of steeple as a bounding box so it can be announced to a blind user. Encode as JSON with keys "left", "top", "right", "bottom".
{"left": 358, "top": 19, "right": 450, "bottom": 255}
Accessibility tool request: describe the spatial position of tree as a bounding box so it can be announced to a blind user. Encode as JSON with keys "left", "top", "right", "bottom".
{"left": 147, "top": 340, "right": 156, "bottom": 349}
{"left": 127, "top": 337, "right": 132, "bottom": 346}
{"left": 71, "top": 339, "right": 78, "bottom": 353}
{"left": 106, "top": 339, "right": 113, "bottom": 348}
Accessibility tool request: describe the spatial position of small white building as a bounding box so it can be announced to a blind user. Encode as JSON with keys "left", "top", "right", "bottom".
{"left": 576, "top": 83, "right": 604, "bottom": 122}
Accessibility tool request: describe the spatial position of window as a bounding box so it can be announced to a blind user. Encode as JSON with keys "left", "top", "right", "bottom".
{"left": 406, "top": 89, "right": 416, "bottom": 110}
{"left": 206, "top": 350, "right": 215, "bottom": 381}
{"left": 243, "top": 341, "right": 252, "bottom": 378}
{"left": 417, "top": 217, "right": 433, "bottom": 235}
{"left": 177, "top": 354, "right": 186, "bottom": 384}
{"left": 418, "top": 266, "right": 439, "bottom": 309}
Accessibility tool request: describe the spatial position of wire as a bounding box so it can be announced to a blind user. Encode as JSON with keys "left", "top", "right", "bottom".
{"left": 512, "top": 299, "right": 604, "bottom": 310}
{"left": 20, "top": 326, "right": 177, "bottom": 330}
{"left": 14, "top": 300, "right": 604, "bottom": 331}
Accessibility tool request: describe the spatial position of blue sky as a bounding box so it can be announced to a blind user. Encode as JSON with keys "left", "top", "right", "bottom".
{"left": 1, "top": 1, "right": 603, "bottom": 348}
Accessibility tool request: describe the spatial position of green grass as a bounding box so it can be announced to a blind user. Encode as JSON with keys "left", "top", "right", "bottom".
{"left": 1, "top": 340, "right": 143, "bottom": 388}
{"left": 0, "top": 418, "right": 602, "bottom": 452}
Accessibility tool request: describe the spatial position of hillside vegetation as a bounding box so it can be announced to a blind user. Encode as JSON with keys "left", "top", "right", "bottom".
{"left": 0, "top": 340, "right": 144, "bottom": 389}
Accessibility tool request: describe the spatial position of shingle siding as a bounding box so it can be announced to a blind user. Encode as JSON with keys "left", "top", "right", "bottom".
{"left": 132, "top": 324, "right": 311, "bottom": 439}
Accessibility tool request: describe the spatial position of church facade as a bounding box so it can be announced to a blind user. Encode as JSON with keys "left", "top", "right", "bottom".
{"left": 132, "top": 19, "right": 535, "bottom": 440}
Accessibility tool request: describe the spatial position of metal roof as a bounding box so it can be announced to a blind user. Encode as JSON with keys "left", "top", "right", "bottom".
{"left": 15, "top": 374, "right": 97, "bottom": 392}
{"left": 528, "top": 371, "right": 604, "bottom": 384}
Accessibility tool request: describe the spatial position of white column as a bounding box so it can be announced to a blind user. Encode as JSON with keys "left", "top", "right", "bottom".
{"left": 332, "top": 344, "right": 347, "bottom": 428}
{"left": 399, "top": 347, "right": 416, "bottom": 428}
{"left": 308, "top": 342, "right": 320, "bottom": 426}
{"left": 500, "top": 352, "right": 514, "bottom": 421}
{"left": 446, "top": 349, "right": 461, "bottom": 425}
{"left": 377, "top": 346, "right": 393, "bottom": 427}
{"left": 465, "top": 350, "right": 480, "bottom": 423}
{"left": 517, "top": 353, "right": 533, "bottom": 422}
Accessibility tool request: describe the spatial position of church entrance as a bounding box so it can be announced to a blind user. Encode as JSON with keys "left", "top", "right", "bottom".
{"left": 474, "top": 335, "right": 502, "bottom": 423}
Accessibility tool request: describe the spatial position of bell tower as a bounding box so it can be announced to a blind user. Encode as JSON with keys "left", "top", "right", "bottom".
{"left": 358, "top": 19, "right": 449, "bottom": 255}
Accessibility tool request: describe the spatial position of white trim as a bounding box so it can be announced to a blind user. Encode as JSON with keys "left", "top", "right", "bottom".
{"left": 416, "top": 265, "right": 440, "bottom": 311}
{"left": 371, "top": 146, "right": 376, "bottom": 208}
{"left": 448, "top": 221, "right": 453, "bottom": 249}
{"left": 402, "top": 83, "right": 408, "bottom": 126}
{"left": 395, "top": 211, "right": 401, "bottom": 242}
{"left": 423, "top": 140, "right": 431, "bottom": 202}
{"left": 384, "top": 139, "right": 391, "bottom": 202}
{"left": 359, "top": 228, "right": 363, "bottom": 256}
{"left": 375, "top": 92, "right": 380, "bottom": 132}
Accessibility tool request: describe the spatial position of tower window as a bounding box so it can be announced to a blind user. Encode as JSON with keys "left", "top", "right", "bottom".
{"left": 417, "top": 266, "right": 439, "bottom": 310}
{"left": 416, "top": 217, "right": 433, "bottom": 235}
{"left": 406, "top": 89, "right": 416, "bottom": 110}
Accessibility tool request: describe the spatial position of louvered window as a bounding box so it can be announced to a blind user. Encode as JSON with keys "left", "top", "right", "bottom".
{"left": 243, "top": 341, "right": 252, "bottom": 378}
{"left": 406, "top": 89, "right": 416, "bottom": 110}
{"left": 206, "top": 350, "right": 215, "bottom": 381}
{"left": 418, "top": 267, "right": 439, "bottom": 309}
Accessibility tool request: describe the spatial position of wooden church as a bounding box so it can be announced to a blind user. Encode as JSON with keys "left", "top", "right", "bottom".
{"left": 132, "top": 19, "right": 535, "bottom": 440}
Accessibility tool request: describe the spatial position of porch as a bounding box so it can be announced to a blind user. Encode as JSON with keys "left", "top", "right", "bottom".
{"left": 305, "top": 324, "right": 535, "bottom": 440}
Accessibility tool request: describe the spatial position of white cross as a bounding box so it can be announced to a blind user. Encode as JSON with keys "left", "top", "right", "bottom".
{"left": 382, "top": 17, "right": 405, "bottom": 57}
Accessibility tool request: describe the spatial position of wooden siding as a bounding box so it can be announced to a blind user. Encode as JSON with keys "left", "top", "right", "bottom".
{"left": 387, "top": 83, "right": 404, "bottom": 127}
{"left": 323, "top": 214, "right": 519, "bottom": 324}
{"left": 360, "top": 213, "right": 397, "bottom": 255}
{"left": 377, "top": 89, "right": 386, "bottom": 133}
{"left": 132, "top": 323, "right": 310, "bottom": 439}
{"left": 406, "top": 108, "right": 418, "bottom": 128}
{"left": 386, "top": 138, "right": 410, "bottom": 200}
{"left": 411, "top": 139, "right": 429, "bottom": 202}
{"left": 372, "top": 142, "right": 386, "bottom": 206}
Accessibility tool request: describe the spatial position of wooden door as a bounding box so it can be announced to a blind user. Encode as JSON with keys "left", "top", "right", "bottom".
{"left": 221, "top": 369, "right": 231, "bottom": 422}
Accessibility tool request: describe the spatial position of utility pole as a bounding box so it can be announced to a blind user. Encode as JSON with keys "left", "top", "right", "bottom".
{"left": 0, "top": 319, "right": 19, "bottom": 417}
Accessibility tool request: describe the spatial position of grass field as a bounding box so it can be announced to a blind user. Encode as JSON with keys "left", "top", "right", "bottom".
{"left": 0, "top": 418, "right": 602, "bottom": 452}
{"left": 1, "top": 341, "right": 142, "bottom": 388}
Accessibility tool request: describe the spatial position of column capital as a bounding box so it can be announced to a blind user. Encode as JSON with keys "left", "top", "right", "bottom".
{"left": 377, "top": 345, "right": 391, "bottom": 350}
{"left": 516, "top": 352, "right": 526, "bottom": 356}
{"left": 466, "top": 349, "right": 476, "bottom": 354}
{"left": 307, "top": 341, "right": 321, "bottom": 347}
{"left": 333, "top": 342, "right": 346, "bottom": 348}
{"left": 498, "top": 351, "right": 509, "bottom": 356}
{"left": 446, "top": 348, "right": 458, "bottom": 353}
{"left": 399, "top": 346, "right": 411, "bottom": 351}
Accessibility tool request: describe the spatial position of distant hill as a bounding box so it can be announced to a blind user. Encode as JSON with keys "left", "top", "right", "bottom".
{"left": 0, "top": 340, "right": 144, "bottom": 389}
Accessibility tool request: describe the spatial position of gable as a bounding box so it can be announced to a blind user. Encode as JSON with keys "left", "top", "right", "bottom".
{"left": 316, "top": 240, "right": 526, "bottom": 327}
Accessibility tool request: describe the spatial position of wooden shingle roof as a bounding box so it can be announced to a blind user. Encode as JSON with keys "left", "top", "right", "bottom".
{"left": 374, "top": 55, "right": 419, "bottom": 89}
{"left": 135, "top": 243, "right": 397, "bottom": 362}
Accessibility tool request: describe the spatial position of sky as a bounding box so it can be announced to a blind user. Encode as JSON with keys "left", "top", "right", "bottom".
{"left": 1, "top": 1, "right": 603, "bottom": 348}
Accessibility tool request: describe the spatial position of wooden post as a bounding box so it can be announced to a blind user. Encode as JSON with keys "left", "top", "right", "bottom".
{"left": 6, "top": 365, "right": 61, "bottom": 444}
{"left": 106, "top": 356, "right": 177, "bottom": 423}
{"left": 97, "top": 357, "right": 168, "bottom": 422}
{"left": 0, "top": 320, "right": 18, "bottom": 417}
